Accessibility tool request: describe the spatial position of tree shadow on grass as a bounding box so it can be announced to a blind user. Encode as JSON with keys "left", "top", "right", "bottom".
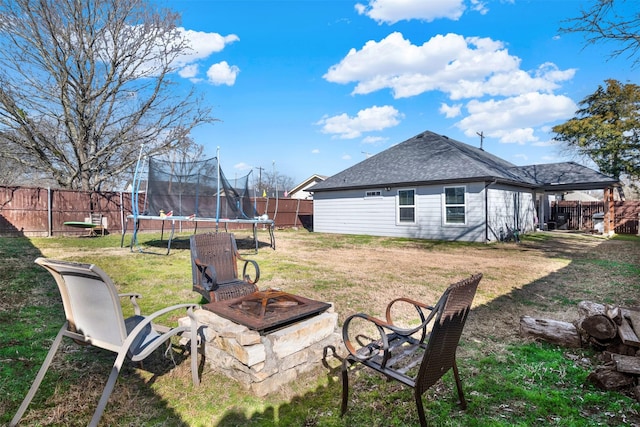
{"left": 0, "top": 234, "right": 197, "bottom": 426}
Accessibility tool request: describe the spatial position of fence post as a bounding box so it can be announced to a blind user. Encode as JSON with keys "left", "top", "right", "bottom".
{"left": 47, "top": 187, "right": 52, "bottom": 237}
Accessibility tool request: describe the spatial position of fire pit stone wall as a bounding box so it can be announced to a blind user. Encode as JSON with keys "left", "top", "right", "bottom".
{"left": 181, "top": 304, "right": 342, "bottom": 396}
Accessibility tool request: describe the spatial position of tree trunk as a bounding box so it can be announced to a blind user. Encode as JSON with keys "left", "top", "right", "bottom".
{"left": 519, "top": 316, "right": 582, "bottom": 348}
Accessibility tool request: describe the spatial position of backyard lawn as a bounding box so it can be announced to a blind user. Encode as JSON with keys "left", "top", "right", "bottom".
{"left": 1, "top": 229, "right": 639, "bottom": 426}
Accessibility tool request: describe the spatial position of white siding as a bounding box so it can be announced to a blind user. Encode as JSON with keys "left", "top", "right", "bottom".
{"left": 486, "top": 184, "right": 536, "bottom": 241}
{"left": 314, "top": 182, "right": 490, "bottom": 242}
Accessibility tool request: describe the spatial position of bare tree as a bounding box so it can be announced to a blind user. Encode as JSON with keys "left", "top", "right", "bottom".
{"left": 562, "top": 0, "right": 640, "bottom": 67}
{"left": 253, "top": 170, "right": 295, "bottom": 196}
{"left": 0, "top": 0, "right": 213, "bottom": 191}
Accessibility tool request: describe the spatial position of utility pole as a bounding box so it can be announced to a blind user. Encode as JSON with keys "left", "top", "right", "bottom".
{"left": 256, "top": 166, "right": 264, "bottom": 194}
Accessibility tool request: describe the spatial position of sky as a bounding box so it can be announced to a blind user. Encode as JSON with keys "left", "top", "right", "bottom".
{"left": 164, "top": 0, "right": 636, "bottom": 187}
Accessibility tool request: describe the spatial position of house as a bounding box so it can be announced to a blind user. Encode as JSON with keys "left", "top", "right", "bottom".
{"left": 311, "top": 130, "right": 618, "bottom": 243}
{"left": 288, "top": 174, "right": 326, "bottom": 200}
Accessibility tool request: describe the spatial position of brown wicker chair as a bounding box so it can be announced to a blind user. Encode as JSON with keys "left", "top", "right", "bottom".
{"left": 340, "top": 273, "right": 482, "bottom": 427}
{"left": 190, "top": 232, "right": 260, "bottom": 302}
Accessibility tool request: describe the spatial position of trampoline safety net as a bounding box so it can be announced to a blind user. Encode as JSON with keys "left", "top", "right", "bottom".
{"left": 143, "top": 157, "right": 258, "bottom": 219}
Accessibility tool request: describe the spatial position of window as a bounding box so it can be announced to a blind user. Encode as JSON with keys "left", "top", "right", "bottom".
{"left": 444, "top": 186, "right": 466, "bottom": 224}
{"left": 397, "top": 189, "right": 415, "bottom": 223}
{"left": 365, "top": 190, "right": 381, "bottom": 197}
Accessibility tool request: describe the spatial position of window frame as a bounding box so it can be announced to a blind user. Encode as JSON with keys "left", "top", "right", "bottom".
{"left": 364, "top": 190, "right": 382, "bottom": 198}
{"left": 443, "top": 185, "right": 467, "bottom": 226}
{"left": 396, "top": 188, "right": 416, "bottom": 224}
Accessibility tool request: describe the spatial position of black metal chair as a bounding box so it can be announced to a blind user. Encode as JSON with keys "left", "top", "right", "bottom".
{"left": 341, "top": 273, "right": 482, "bottom": 426}
{"left": 190, "top": 232, "right": 260, "bottom": 302}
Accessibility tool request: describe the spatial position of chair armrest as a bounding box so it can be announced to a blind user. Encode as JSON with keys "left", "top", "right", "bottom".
{"left": 121, "top": 304, "right": 200, "bottom": 362}
{"left": 194, "top": 258, "right": 217, "bottom": 290}
{"left": 119, "top": 293, "right": 143, "bottom": 316}
{"left": 343, "top": 297, "right": 439, "bottom": 361}
{"left": 241, "top": 259, "right": 260, "bottom": 284}
{"left": 385, "top": 297, "right": 434, "bottom": 325}
{"left": 385, "top": 297, "right": 437, "bottom": 344}
{"left": 342, "top": 312, "right": 392, "bottom": 362}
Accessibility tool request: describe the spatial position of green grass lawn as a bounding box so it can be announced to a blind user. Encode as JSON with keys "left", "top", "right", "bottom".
{"left": 1, "top": 230, "right": 639, "bottom": 426}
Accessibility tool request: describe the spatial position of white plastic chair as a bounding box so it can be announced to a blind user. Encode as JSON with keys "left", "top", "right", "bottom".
{"left": 10, "top": 257, "right": 200, "bottom": 427}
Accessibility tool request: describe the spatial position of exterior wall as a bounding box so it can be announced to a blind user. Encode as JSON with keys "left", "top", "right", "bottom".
{"left": 313, "top": 182, "right": 537, "bottom": 243}
{"left": 290, "top": 180, "right": 322, "bottom": 200}
{"left": 314, "top": 182, "right": 488, "bottom": 242}
{"left": 486, "top": 184, "right": 536, "bottom": 242}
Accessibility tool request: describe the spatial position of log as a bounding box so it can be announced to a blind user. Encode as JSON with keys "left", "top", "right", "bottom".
{"left": 610, "top": 353, "right": 640, "bottom": 375}
{"left": 520, "top": 316, "right": 582, "bottom": 348}
{"left": 618, "top": 318, "right": 640, "bottom": 347}
{"left": 579, "top": 314, "right": 618, "bottom": 341}
{"left": 577, "top": 301, "right": 606, "bottom": 318}
{"left": 587, "top": 367, "right": 635, "bottom": 390}
{"left": 606, "top": 305, "right": 622, "bottom": 325}
{"left": 623, "top": 308, "right": 640, "bottom": 337}
{"left": 634, "top": 385, "right": 640, "bottom": 404}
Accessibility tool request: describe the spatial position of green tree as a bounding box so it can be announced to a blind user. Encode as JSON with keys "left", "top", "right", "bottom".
{"left": 552, "top": 79, "right": 640, "bottom": 181}
{"left": 0, "top": 0, "right": 213, "bottom": 191}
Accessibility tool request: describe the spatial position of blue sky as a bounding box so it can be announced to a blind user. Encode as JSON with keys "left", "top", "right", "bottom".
{"left": 166, "top": 0, "right": 635, "bottom": 187}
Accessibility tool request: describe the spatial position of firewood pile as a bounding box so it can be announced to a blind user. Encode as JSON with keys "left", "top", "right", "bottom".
{"left": 520, "top": 301, "right": 640, "bottom": 402}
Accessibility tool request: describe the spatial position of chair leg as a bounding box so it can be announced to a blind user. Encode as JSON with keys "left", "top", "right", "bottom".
{"left": 415, "top": 392, "right": 428, "bottom": 427}
{"left": 190, "top": 322, "right": 200, "bottom": 386}
{"left": 340, "top": 358, "right": 351, "bottom": 416}
{"left": 89, "top": 357, "right": 125, "bottom": 427}
{"left": 452, "top": 360, "right": 467, "bottom": 409}
{"left": 10, "top": 325, "right": 67, "bottom": 427}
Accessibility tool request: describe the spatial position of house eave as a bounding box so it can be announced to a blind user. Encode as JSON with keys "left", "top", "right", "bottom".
{"left": 312, "top": 176, "right": 534, "bottom": 193}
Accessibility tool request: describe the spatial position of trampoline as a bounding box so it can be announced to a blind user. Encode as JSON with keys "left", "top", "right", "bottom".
{"left": 122, "top": 152, "right": 275, "bottom": 254}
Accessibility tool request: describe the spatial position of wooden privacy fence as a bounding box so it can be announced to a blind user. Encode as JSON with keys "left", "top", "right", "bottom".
{"left": 0, "top": 186, "right": 313, "bottom": 237}
{"left": 551, "top": 200, "right": 640, "bottom": 235}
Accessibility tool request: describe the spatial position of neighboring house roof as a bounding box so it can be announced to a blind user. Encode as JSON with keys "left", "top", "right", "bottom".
{"left": 289, "top": 174, "right": 327, "bottom": 194}
{"left": 563, "top": 191, "right": 601, "bottom": 202}
{"left": 312, "top": 130, "right": 618, "bottom": 192}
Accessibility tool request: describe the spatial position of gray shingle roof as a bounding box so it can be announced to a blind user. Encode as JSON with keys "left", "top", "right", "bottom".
{"left": 312, "top": 130, "right": 618, "bottom": 192}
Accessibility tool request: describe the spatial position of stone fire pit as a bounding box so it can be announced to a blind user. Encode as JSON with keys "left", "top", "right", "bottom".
{"left": 181, "top": 291, "right": 341, "bottom": 396}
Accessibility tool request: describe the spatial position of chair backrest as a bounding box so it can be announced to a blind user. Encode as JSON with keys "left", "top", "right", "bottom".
{"left": 190, "top": 233, "right": 240, "bottom": 288}
{"left": 416, "top": 273, "right": 482, "bottom": 395}
{"left": 35, "top": 257, "right": 128, "bottom": 353}
{"left": 90, "top": 213, "right": 102, "bottom": 226}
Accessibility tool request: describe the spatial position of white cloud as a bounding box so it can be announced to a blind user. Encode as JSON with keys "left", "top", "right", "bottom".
{"left": 342, "top": 153, "right": 352, "bottom": 160}
{"left": 234, "top": 162, "right": 253, "bottom": 171}
{"left": 177, "top": 29, "right": 239, "bottom": 64}
{"left": 324, "top": 32, "right": 576, "bottom": 100}
{"left": 362, "top": 135, "right": 387, "bottom": 144}
{"left": 206, "top": 61, "right": 240, "bottom": 86}
{"left": 316, "top": 105, "right": 403, "bottom": 139}
{"left": 323, "top": 21, "right": 584, "bottom": 148}
{"left": 171, "top": 28, "right": 238, "bottom": 82}
{"left": 355, "top": 0, "right": 465, "bottom": 24}
{"left": 178, "top": 64, "right": 200, "bottom": 82}
{"left": 312, "top": 149, "right": 320, "bottom": 154}
{"left": 323, "top": 31, "right": 580, "bottom": 145}
{"left": 457, "top": 92, "right": 577, "bottom": 144}
{"left": 440, "top": 103, "right": 462, "bottom": 118}
{"left": 470, "top": 0, "right": 488, "bottom": 15}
